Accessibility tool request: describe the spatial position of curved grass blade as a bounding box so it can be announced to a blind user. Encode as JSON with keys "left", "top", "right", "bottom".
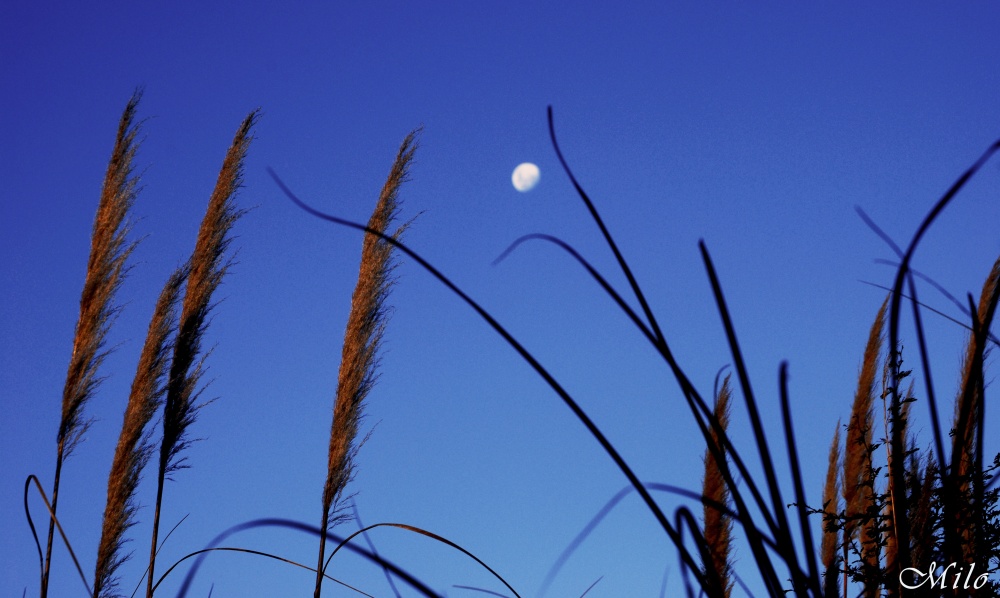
{"left": 153, "top": 547, "right": 371, "bottom": 597}
{"left": 496, "top": 229, "right": 787, "bottom": 561}
{"left": 351, "top": 502, "right": 401, "bottom": 598}
{"left": 175, "top": 518, "right": 441, "bottom": 598}
{"left": 538, "top": 482, "right": 779, "bottom": 598}
{"left": 24, "top": 477, "right": 43, "bottom": 579}
{"left": 855, "top": 206, "right": 903, "bottom": 259}
{"left": 323, "top": 522, "right": 520, "bottom": 598}
{"left": 494, "top": 234, "right": 657, "bottom": 347}
{"left": 25, "top": 475, "right": 93, "bottom": 595}
{"left": 453, "top": 585, "right": 511, "bottom": 598}
{"left": 129, "top": 515, "right": 189, "bottom": 598}
{"left": 577, "top": 576, "right": 602, "bottom": 597}
{"left": 521, "top": 120, "right": 796, "bottom": 573}
{"left": 778, "top": 363, "right": 822, "bottom": 595}
{"left": 547, "top": 106, "right": 666, "bottom": 347}
{"left": 859, "top": 280, "right": 1000, "bottom": 348}
{"left": 875, "top": 258, "right": 979, "bottom": 319}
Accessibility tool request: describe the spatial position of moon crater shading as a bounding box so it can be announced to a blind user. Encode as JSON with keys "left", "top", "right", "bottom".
{"left": 512, "top": 162, "right": 540, "bottom": 192}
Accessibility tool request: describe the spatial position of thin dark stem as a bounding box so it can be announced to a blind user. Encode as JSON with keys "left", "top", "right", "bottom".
{"left": 40, "top": 454, "right": 63, "bottom": 598}
{"left": 25, "top": 475, "right": 92, "bottom": 596}
{"left": 779, "top": 363, "right": 822, "bottom": 596}
{"left": 146, "top": 468, "right": 166, "bottom": 598}
{"left": 175, "top": 517, "right": 442, "bottom": 598}
{"left": 547, "top": 106, "right": 667, "bottom": 348}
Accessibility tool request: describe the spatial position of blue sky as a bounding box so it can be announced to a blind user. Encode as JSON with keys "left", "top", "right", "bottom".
{"left": 3, "top": 2, "right": 1000, "bottom": 596}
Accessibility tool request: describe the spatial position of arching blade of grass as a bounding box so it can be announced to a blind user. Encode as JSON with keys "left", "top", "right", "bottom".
{"left": 175, "top": 518, "right": 449, "bottom": 598}
{"left": 537, "top": 481, "right": 777, "bottom": 598}
{"left": 858, "top": 279, "right": 1000, "bottom": 349}
{"left": 577, "top": 576, "right": 603, "bottom": 597}
{"left": 453, "top": 585, "right": 512, "bottom": 597}
{"left": 153, "top": 547, "right": 373, "bottom": 597}
{"left": 493, "top": 234, "right": 659, "bottom": 346}
{"left": 24, "top": 475, "right": 92, "bottom": 596}
{"left": 350, "top": 502, "right": 402, "bottom": 598}
{"left": 495, "top": 232, "right": 790, "bottom": 563}
{"left": 128, "top": 515, "right": 188, "bottom": 598}
{"left": 545, "top": 106, "right": 666, "bottom": 348}
{"left": 323, "top": 523, "right": 520, "bottom": 598}
{"left": 496, "top": 232, "right": 808, "bottom": 594}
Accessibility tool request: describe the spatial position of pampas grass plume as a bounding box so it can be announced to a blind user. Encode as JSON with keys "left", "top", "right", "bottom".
{"left": 821, "top": 422, "right": 841, "bottom": 598}
{"left": 841, "top": 299, "right": 885, "bottom": 598}
{"left": 952, "top": 255, "right": 1000, "bottom": 484}
{"left": 702, "top": 374, "right": 733, "bottom": 598}
{"left": 93, "top": 267, "right": 185, "bottom": 598}
{"left": 42, "top": 91, "right": 142, "bottom": 598}
{"left": 146, "top": 110, "right": 258, "bottom": 598}
{"left": 314, "top": 130, "right": 418, "bottom": 598}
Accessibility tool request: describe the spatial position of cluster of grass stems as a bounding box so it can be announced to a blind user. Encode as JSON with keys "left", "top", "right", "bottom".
{"left": 24, "top": 94, "right": 1000, "bottom": 598}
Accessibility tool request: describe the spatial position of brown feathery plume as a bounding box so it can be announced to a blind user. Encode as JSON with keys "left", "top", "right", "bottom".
{"left": 42, "top": 92, "right": 142, "bottom": 598}
{"left": 842, "top": 299, "right": 886, "bottom": 598}
{"left": 701, "top": 374, "right": 733, "bottom": 598}
{"left": 950, "top": 254, "right": 1000, "bottom": 564}
{"left": 952, "top": 255, "right": 999, "bottom": 486}
{"left": 94, "top": 267, "right": 185, "bottom": 598}
{"left": 821, "top": 422, "right": 841, "bottom": 598}
{"left": 146, "top": 110, "right": 258, "bottom": 598}
{"left": 313, "top": 130, "right": 418, "bottom": 598}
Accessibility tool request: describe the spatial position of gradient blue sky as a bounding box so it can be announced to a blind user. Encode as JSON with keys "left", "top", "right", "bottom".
{"left": 3, "top": 2, "right": 1000, "bottom": 596}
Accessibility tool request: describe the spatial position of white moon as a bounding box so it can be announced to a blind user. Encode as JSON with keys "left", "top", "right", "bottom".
{"left": 512, "top": 162, "right": 540, "bottom": 192}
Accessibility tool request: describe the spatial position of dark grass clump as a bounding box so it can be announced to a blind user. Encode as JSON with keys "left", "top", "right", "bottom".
{"left": 278, "top": 109, "right": 1000, "bottom": 597}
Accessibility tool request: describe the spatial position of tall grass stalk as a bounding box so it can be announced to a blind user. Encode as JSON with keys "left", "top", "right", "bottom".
{"left": 93, "top": 267, "right": 185, "bottom": 598}
{"left": 313, "top": 130, "right": 418, "bottom": 598}
{"left": 950, "top": 255, "right": 1000, "bottom": 565}
{"left": 42, "top": 92, "right": 142, "bottom": 598}
{"left": 842, "top": 301, "right": 885, "bottom": 597}
{"left": 146, "top": 111, "right": 258, "bottom": 597}
{"left": 952, "top": 256, "right": 999, "bottom": 491}
{"left": 821, "top": 423, "right": 841, "bottom": 597}
{"left": 702, "top": 375, "right": 733, "bottom": 598}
